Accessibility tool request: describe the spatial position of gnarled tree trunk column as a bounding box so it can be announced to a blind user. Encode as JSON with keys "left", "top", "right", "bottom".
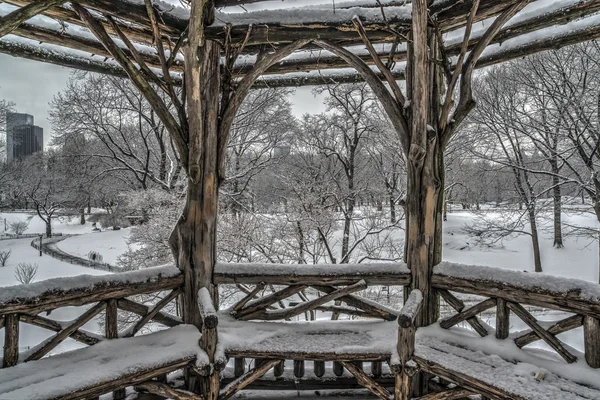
{"left": 168, "top": 38, "right": 221, "bottom": 399}
{"left": 405, "top": 4, "right": 443, "bottom": 330}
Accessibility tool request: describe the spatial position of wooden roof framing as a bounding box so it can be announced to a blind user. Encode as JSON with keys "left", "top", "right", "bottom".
{"left": 2, "top": 0, "right": 600, "bottom": 86}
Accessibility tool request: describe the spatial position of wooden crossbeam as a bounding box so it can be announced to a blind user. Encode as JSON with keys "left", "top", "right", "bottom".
{"left": 312, "top": 285, "right": 398, "bottom": 321}
{"left": 341, "top": 360, "right": 393, "bottom": 400}
{"left": 136, "top": 381, "right": 203, "bottom": 400}
{"left": 0, "top": 0, "right": 66, "bottom": 37}
{"left": 19, "top": 314, "right": 101, "bottom": 346}
{"left": 232, "top": 283, "right": 265, "bottom": 312}
{"left": 513, "top": 314, "right": 584, "bottom": 348}
{"left": 117, "top": 298, "right": 182, "bottom": 327}
{"left": 25, "top": 301, "right": 106, "bottom": 361}
{"left": 438, "top": 290, "right": 490, "bottom": 337}
{"left": 415, "top": 388, "right": 476, "bottom": 400}
{"left": 123, "top": 288, "right": 182, "bottom": 338}
{"left": 439, "top": 297, "right": 496, "bottom": 334}
{"left": 507, "top": 302, "right": 577, "bottom": 363}
{"left": 235, "top": 285, "right": 308, "bottom": 318}
{"left": 219, "top": 359, "right": 280, "bottom": 400}
{"left": 243, "top": 280, "right": 368, "bottom": 320}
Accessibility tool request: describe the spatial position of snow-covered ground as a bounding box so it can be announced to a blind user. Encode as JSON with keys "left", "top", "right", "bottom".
{"left": 0, "top": 212, "right": 93, "bottom": 236}
{"left": 443, "top": 210, "right": 598, "bottom": 282}
{"left": 55, "top": 228, "right": 134, "bottom": 266}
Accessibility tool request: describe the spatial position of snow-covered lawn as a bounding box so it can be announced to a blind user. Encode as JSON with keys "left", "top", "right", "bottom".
{"left": 0, "top": 212, "right": 92, "bottom": 236}
{"left": 55, "top": 228, "right": 134, "bottom": 266}
{"left": 443, "top": 210, "right": 598, "bottom": 282}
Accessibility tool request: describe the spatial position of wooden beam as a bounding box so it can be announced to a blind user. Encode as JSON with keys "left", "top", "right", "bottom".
{"left": 117, "top": 298, "right": 182, "bottom": 327}
{"left": 416, "top": 388, "right": 476, "bottom": 400}
{"left": 219, "top": 359, "right": 280, "bottom": 400}
{"left": 312, "top": 285, "right": 398, "bottom": 321}
{"left": 341, "top": 360, "right": 393, "bottom": 400}
{"left": 123, "top": 288, "right": 182, "bottom": 337}
{"left": 20, "top": 314, "right": 101, "bottom": 346}
{"left": 0, "top": 272, "right": 183, "bottom": 315}
{"left": 243, "top": 280, "right": 368, "bottom": 320}
{"left": 507, "top": 302, "right": 577, "bottom": 364}
{"left": 0, "top": 0, "right": 66, "bottom": 38}
{"left": 439, "top": 298, "right": 497, "bottom": 330}
{"left": 25, "top": 301, "right": 105, "bottom": 362}
{"left": 232, "top": 283, "right": 265, "bottom": 312}
{"left": 513, "top": 314, "right": 583, "bottom": 348}
{"left": 136, "top": 381, "right": 203, "bottom": 400}
{"left": 235, "top": 285, "right": 308, "bottom": 318}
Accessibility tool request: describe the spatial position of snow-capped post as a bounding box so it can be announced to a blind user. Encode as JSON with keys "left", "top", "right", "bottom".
{"left": 395, "top": 289, "right": 422, "bottom": 399}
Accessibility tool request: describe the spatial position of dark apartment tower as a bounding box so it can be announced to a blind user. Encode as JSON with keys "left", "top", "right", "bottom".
{"left": 6, "top": 112, "right": 43, "bottom": 161}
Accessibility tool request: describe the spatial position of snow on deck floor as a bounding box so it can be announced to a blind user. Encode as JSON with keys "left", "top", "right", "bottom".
{"left": 219, "top": 313, "right": 396, "bottom": 358}
{"left": 219, "top": 315, "right": 600, "bottom": 399}
{"left": 0, "top": 325, "right": 205, "bottom": 400}
{"left": 415, "top": 325, "right": 600, "bottom": 400}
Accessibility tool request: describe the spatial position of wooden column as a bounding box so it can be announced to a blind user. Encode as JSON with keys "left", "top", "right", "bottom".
{"left": 584, "top": 316, "right": 600, "bottom": 368}
{"left": 405, "top": 0, "right": 442, "bottom": 329}
{"left": 2, "top": 314, "right": 19, "bottom": 368}
{"left": 173, "top": 20, "right": 221, "bottom": 396}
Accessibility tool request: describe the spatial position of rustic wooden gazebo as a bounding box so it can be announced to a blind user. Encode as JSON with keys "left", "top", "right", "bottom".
{"left": 1, "top": 0, "right": 600, "bottom": 399}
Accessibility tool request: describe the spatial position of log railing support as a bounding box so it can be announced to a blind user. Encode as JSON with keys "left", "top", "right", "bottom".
{"left": 2, "top": 313, "right": 19, "bottom": 368}
{"left": 106, "top": 299, "right": 126, "bottom": 400}
{"left": 584, "top": 316, "right": 600, "bottom": 368}
{"left": 495, "top": 298, "right": 510, "bottom": 340}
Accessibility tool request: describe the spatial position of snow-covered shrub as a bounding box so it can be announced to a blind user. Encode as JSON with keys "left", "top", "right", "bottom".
{"left": 117, "top": 188, "right": 184, "bottom": 270}
{"left": 9, "top": 220, "right": 29, "bottom": 236}
{"left": 0, "top": 249, "right": 11, "bottom": 267}
{"left": 14, "top": 263, "right": 38, "bottom": 284}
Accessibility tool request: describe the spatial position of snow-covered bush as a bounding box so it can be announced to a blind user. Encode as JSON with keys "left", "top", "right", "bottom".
{"left": 0, "top": 249, "right": 11, "bottom": 267}
{"left": 14, "top": 263, "right": 38, "bottom": 284}
{"left": 9, "top": 220, "right": 29, "bottom": 236}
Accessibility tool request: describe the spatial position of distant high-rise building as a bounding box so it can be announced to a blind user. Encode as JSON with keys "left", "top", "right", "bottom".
{"left": 6, "top": 112, "right": 43, "bottom": 161}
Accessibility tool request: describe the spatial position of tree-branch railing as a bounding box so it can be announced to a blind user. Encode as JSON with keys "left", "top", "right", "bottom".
{"left": 215, "top": 261, "right": 600, "bottom": 370}
{"left": 1, "top": 266, "right": 184, "bottom": 370}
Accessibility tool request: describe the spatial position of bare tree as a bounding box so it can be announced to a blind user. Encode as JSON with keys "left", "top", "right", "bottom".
{"left": 14, "top": 263, "right": 38, "bottom": 284}
{"left": 50, "top": 73, "right": 181, "bottom": 192}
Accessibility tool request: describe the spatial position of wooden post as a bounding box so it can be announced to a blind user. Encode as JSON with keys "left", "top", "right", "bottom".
{"left": 333, "top": 361, "right": 344, "bottom": 376}
{"left": 234, "top": 358, "right": 245, "bottom": 377}
{"left": 274, "top": 360, "right": 285, "bottom": 377}
{"left": 3, "top": 314, "right": 19, "bottom": 368}
{"left": 105, "top": 299, "right": 126, "bottom": 400}
{"left": 584, "top": 316, "right": 600, "bottom": 368}
{"left": 293, "top": 360, "right": 305, "bottom": 378}
{"left": 371, "top": 361, "right": 382, "bottom": 378}
{"left": 314, "top": 360, "right": 325, "bottom": 377}
{"left": 496, "top": 298, "right": 510, "bottom": 339}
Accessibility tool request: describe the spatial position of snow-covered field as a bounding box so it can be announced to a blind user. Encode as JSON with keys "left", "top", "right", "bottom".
{"left": 443, "top": 211, "right": 598, "bottom": 282}
{"left": 0, "top": 212, "right": 92, "bottom": 236}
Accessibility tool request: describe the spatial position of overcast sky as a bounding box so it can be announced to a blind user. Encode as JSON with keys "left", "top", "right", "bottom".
{"left": 0, "top": 54, "right": 326, "bottom": 149}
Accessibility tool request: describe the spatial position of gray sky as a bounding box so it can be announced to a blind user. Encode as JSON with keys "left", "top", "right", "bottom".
{"left": 0, "top": 55, "right": 325, "bottom": 149}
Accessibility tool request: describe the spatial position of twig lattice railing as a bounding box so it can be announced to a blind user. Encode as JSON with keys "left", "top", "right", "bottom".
{"left": 0, "top": 266, "right": 186, "bottom": 399}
